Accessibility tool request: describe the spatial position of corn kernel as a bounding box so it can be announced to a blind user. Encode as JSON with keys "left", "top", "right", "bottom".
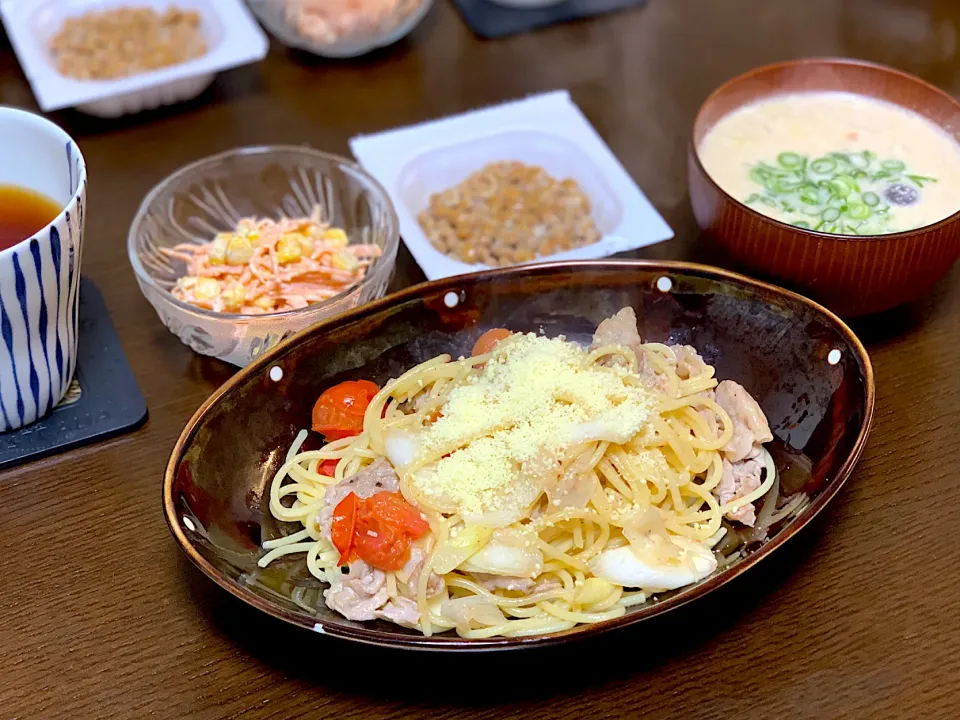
{"left": 331, "top": 249, "right": 360, "bottom": 272}
{"left": 322, "top": 228, "right": 349, "bottom": 248}
{"left": 225, "top": 235, "right": 253, "bottom": 265}
{"left": 254, "top": 295, "right": 275, "bottom": 310}
{"left": 194, "top": 277, "right": 220, "bottom": 301}
{"left": 283, "top": 231, "right": 314, "bottom": 256}
{"left": 276, "top": 235, "right": 303, "bottom": 264}
{"left": 221, "top": 281, "right": 245, "bottom": 310}
{"left": 208, "top": 233, "right": 230, "bottom": 265}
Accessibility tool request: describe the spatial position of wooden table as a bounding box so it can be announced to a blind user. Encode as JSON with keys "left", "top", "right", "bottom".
{"left": 3, "top": 1, "right": 959, "bottom": 718}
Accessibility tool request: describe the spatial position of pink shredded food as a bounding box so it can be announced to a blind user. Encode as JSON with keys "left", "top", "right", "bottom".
{"left": 282, "top": 0, "right": 422, "bottom": 44}
{"left": 160, "top": 207, "right": 381, "bottom": 314}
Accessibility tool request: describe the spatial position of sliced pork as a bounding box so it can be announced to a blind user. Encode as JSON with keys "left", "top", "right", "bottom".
{"left": 591, "top": 307, "right": 668, "bottom": 393}
{"left": 672, "top": 345, "right": 709, "bottom": 380}
{"left": 323, "top": 560, "right": 389, "bottom": 621}
{"left": 717, "top": 456, "right": 765, "bottom": 527}
{"left": 715, "top": 380, "right": 773, "bottom": 463}
{"left": 591, "top": 306, "right": 643, "bottom": 356}
{"left": 400, "top": 545, "right": 445, "bottom": 598}
{"left": 375, "top": 597, "right": 420, "bottom": 628}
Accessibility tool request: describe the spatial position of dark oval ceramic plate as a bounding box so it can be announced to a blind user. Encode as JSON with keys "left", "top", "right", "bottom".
{"left": 163, "top": 261, "right": 875, "bottom": 651}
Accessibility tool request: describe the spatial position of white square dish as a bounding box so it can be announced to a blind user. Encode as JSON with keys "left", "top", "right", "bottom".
{"left": 1, "top": 0, "right": 268, "bottom": 117}
{"left": 349, "top": 90, "right": 673, "bottom": 280}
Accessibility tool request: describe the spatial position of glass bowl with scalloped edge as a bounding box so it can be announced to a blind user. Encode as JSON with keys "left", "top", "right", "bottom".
{"left": 245, "top": 0, "right": 435, "bottom": 58}
{"left": 128, "top": 146, "right": 399, "bottom": 366}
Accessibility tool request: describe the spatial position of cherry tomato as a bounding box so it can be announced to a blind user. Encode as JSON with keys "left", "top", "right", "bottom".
{"left": 329, "top": 491, "right": 430, "bottom": 571}
{"left": 353, "top": 517, "right": 410, "bottom": 571}
{"left": 320, "top": 458, "right": 340, "bottom": 477}
{"left": 364, "top": 492, "right": 430, "bottom": 537}
{"left": 311, "top": 380, "right": 380, "bottom": 440}
{"left": 471, "top": 328, "right": 512, "bottom": 357}
{"left": 331, "top": 492, "right": 358, "bottom": 565}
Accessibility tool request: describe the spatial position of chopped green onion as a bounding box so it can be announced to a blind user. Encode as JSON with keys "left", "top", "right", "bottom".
{"left": 847, "top": 203, "right": 870, "bottom": 220}
{"left": 800, "top": 187, "right": 820, "bottom": 205}
{"left": 811, "top": 157, "right": 837, "bottom": 174}
{"left": 744, "top": 150, "right": 934, "bottom": 236}
{"left": 848, "top": 153, "right": 869, "bottom": 170}
{"left": 778, "top": 152, "right": 804, "bottom": 169}
{"left": 907, "top": 174, "right": 937, "bottom": 188}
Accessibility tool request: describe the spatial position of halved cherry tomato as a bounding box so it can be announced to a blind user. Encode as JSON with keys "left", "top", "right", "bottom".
{"left": 364, "top": 492, "right": 430, "bottom": 537}
{"left": 353, "top": 517, "right": 410, "bottom": 571}
{"left": 471, "top": 328, "right": 512, "bottom": 357}
{"left": 311, "top": 380, "right": 380, "bottom": 440}
{"left": 330, "top": 491, "right": 430, "bottom": 571}
{"left": 320, "top": 458, "right": 340, "bottom": 477}
{"left": 331, "top": 492, "right": 358, "bottom": 565}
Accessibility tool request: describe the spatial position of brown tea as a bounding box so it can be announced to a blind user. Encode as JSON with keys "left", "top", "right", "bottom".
{"left": 0, "top": 184, "right": 62, "bottom": 251}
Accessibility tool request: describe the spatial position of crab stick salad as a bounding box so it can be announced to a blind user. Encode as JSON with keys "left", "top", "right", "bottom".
{"left": 161, "top": 206, "right": 381, "bottom": 314}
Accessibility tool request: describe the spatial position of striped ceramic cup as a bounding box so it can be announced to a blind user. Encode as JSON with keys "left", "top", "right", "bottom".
{"left": 0, "top": 107, "right": 87, "bottom": 432}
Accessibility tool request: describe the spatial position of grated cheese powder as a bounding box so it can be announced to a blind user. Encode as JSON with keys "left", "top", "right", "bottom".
{"left": 410, "top": 334, "right": 654, "bottom": 522}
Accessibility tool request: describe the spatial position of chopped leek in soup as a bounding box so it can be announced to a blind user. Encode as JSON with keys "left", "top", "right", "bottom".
{"left": 698, "top": 92, "right": 960, "bottom": 234}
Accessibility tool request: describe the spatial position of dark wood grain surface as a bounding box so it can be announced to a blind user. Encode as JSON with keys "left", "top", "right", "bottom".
{"left": 2, "top": 1, "right": 959, "bottom": 718}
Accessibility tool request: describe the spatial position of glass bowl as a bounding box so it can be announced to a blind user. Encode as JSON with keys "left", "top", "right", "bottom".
{"left": 245, "top": 0, "right": 435, "bottom": 58}
{"left": 128, "top": 146, "right": 399, "bottom": 366}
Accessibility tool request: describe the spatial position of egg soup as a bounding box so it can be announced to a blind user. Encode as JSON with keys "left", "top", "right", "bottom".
{"left": 698, "top": 92, "right": 960, "bottom": 235}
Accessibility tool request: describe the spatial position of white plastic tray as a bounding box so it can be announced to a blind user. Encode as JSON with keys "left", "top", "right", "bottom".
{"left": 350, "top": 91, "right": 674, "bottom": 280}
{"left": 1, "top": 0, "right": 268, "bottom": 117}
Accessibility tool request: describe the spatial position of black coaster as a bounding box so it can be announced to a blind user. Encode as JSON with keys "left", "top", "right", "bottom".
{"left": 0, "top": 277, "right": 147, "bottom": 470}
{"left": 452, "top": 0, "right": 647, "bottom": 39}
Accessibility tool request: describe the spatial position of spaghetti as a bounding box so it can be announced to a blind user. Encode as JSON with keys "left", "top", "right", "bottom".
{"left": 260, "top": 307, "right": 802, "bottom": 638}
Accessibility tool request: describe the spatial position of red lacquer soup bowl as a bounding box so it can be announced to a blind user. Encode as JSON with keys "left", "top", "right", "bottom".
{"left": 689, "top": 57, "right": 960, "bottom": 317}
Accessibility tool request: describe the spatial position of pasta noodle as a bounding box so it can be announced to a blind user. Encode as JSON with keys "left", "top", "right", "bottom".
{"left": 258, "top": 308, "right": 801, "bottom": 638}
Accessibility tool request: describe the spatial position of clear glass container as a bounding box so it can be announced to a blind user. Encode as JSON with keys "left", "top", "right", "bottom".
{"left": 245, "top": 0, "right": 435, "bottom": 58}
{"left": 128, "top": 146, "right": 399, "bottom": 366}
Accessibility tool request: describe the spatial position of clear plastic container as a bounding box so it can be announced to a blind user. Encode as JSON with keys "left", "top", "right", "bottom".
{"left": 1, "top": 0, "right": 267, "bottom": 117}
{"left": 245, "top": 0, "right": 434, "bottom": 58}
{"left": 350, "top": 91, "right": 674, "bottom": 280}
{"left": 128, "top": 146, "right": 399, "bottom": 367}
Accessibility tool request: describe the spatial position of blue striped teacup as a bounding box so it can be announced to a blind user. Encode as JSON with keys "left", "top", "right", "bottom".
{"left": 0, "top": 107, "right": 87, "bottom": 432}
